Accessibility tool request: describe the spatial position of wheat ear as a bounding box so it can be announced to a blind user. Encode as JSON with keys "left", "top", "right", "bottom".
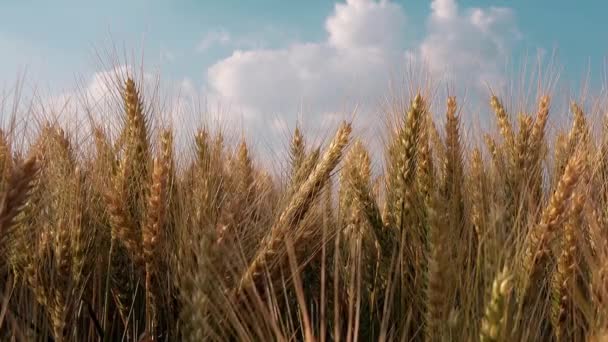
{"left": 0, "top": 156, "right": 39, "bottom": 255}
{"left": 480, "top": 268, "right": 513, "bottom": 342}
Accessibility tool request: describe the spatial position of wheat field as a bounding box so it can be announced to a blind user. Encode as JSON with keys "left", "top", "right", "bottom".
{"left": 0, "top": 68, "right": 607, "bottom": 341}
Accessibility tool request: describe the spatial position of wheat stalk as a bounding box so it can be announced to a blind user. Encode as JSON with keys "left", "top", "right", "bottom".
{"left": 236, "top": 121, "right": 351, "bottom": 295}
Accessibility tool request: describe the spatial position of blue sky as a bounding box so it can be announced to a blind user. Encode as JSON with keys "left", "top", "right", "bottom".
{"left": 1, "top": 0, "right": 607, "bottom": 142}
{"left": 2, "top": 1, "right": 606, "bottom": 85}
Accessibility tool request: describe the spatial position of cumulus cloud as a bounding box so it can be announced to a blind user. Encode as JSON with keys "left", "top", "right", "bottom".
{"left": 42, "top": 65, "right": 161, "bottom": 129}
{"left": 160, "top": 47, "right": 177, "bottom": 63}
{"left": 205, "top": 0, "right": 521, "bottom": 140}
{"left": 41, "top": 65, "right": 206, "bottom": 154}
{"left": 206, "top": 0, "right": 409, "bottom": 137}
{"left": 44, "top": 65, "right": 215, "bottom": 133}
{"left": 326, "top": 0, "right": 406, "bottom": 50}
{"left": 36, "top": 0, "right": 521, "bottom": 161}
{"left": 197, "top": 29, "right": 232, "bottom": 52}
{"left": 419, "top": 0, "right": 521, "bottom": 91}
{"left": 431, "top": 0, "right": 458, "bottom": 20}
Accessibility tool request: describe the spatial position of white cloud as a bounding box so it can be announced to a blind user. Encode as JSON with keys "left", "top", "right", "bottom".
{"left": 419, "top": 0, "right": 520, "bottom": 91}
{"left": 204, "top": 0, "right": 521, "bottom": 139}
{"left": 197, "top": 29, "right": 232, "bottom": 52}
{"left": 160, "top": 47, "right": 177, "bottom": 63}
{"left": 33, "top": 0, "right": 521, "bottom": 162}
{"left": 206, "top": 0, "right": 409, "bottom": 136}
{"left": 196, "top": 27, "right": 286, "bottom": 54}
{"left": 326, "top": 0, "right": 406, "bottom": 50}
{"left": 43, "top": 65, "right": 219, "bottom": 136}
{"left": 431, "top": 0, "right": 458, "bottom": 21}
{"left": 41, "top": 66, "right": 206, "bottom": 155}
{"left": 42, "top": 65, "right": 160, "bottom": 129}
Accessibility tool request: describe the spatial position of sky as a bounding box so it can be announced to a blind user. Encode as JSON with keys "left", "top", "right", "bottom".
{"left": 1, "top": 0, "right": 607, "bottom": 150}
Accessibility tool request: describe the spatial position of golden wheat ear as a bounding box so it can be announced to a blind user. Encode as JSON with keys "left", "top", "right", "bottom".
{"left": 142, "top": 156, "right": 169, "bottom": 335}
{"left": 480, "top": 267, "right": 513, "bottom": 342}
{"left": 490, "top": 95, "right": 515, "bottom": 156}
{"left": 551, "top": 189, "right": 590, "bottom": 341}
{"left": 0, "top": 156, "right": 39, "bottom": 255}
{"left": 385, "top": 94, "right": 425, "bottom": 231}
{"left": 520, "top": 151, "right": 584, "bottom": 330}
{"left": 527, "top": 96, "right": 550, "bottom": 204}
{"left": 289, "top": 123, "right": 306, "bottom": 179}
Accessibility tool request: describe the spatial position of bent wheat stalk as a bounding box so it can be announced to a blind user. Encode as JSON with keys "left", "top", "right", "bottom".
{"left": 236, "top": 121, "right": 352, "bottom": 295}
